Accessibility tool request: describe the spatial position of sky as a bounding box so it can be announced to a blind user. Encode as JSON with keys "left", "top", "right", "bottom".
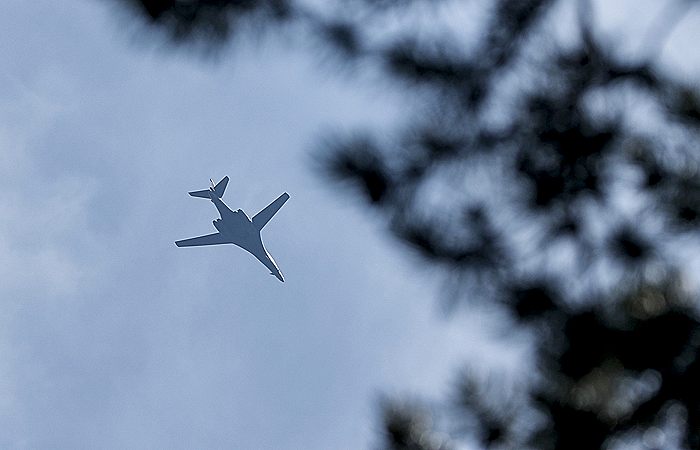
{"left": 1, "top": 1, "right": 699, "bottom": 449}
{"left": 0, "top": 1, "right": 501, "bottom": 448}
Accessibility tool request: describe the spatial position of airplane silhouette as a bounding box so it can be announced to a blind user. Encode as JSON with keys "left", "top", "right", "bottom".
{"left": 175, "top": 176, "right": 289, "bottom": 282}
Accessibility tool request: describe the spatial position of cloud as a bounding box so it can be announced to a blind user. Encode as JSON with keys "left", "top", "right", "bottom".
{"left": 0, "top": 1, "right": 484, "bottom": 448}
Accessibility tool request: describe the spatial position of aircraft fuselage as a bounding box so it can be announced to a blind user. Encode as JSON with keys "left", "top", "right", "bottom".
{"left": 176, "top": 177, "right": 288, "bottom": 282}
{"left": 210, "top": 194, "right": 284, "bottom": 282}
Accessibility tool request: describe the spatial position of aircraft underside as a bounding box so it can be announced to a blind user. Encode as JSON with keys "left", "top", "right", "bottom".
{"left": 175, "top": 176, "right": 289, "bottom": 282}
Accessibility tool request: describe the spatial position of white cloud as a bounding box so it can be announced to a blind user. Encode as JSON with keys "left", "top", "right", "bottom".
{"left": 0, "top": 1, "right": 510, "bottom": 448}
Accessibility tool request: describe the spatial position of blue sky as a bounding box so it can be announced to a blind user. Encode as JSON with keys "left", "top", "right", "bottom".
{"left": 2, "top": 1, "right": 699, "bottom": 449}
{"left": 0, "top": 1, "right": 494, "bottom": 448}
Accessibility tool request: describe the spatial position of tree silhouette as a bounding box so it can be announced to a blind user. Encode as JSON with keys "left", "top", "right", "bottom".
{"left": 116, "top": 0, "right": 700, "bottom": 448}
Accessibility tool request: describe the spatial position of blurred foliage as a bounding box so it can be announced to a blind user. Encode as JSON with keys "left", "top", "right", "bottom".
{"left": 116, "top": 0, "right": 700, "bottom": 448}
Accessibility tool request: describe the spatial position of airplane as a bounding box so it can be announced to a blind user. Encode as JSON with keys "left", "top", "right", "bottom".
{"left": 175, "top": 176, "right": 290, "bottom": 282}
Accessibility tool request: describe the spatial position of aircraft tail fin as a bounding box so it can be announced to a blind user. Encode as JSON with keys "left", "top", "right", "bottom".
{"left": 189, "top": 176, "right": 229, "bottom": 199}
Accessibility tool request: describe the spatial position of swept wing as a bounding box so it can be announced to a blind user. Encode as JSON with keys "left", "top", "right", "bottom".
{"left": 175, "top": 232, "right": 229, "bottom": 247}
{"left": 252, "top": 193, "right": 290, "bottom": 230}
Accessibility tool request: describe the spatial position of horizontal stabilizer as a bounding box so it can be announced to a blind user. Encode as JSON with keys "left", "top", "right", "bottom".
{"left": 214, "top": 176, "right": 229, "bottom": 197}
{"left": 188, "top": 189, "right": 211, "bottom": 199}
{"left": 189, "top": 176, "right": 229, "bottom": 199}
{"left": 175, "top": 232, "right": 229, "bottom": 247}
{"left": 252, "top": 192, "right": 290, "bottom": 230}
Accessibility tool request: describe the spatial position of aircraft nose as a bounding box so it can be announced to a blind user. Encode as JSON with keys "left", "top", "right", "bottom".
{"left": 270, "top": 271, "right": 284, "bottom": 282}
